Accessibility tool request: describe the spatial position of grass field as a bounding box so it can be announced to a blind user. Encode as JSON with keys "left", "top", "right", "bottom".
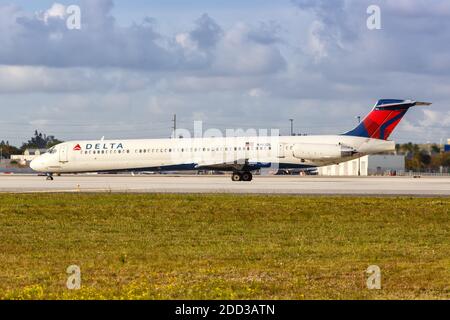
{"left": 0, "top": 194, "right": 449, "bottom": 300}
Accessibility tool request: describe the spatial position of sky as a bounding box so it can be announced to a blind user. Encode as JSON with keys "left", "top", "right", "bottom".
{"left": 0, "top": 0, "right": 449, "bottom": 146}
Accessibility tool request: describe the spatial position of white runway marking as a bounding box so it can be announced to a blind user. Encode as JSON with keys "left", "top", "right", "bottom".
{"left": 0, "top": 175, "right": 449, "bottom": 196}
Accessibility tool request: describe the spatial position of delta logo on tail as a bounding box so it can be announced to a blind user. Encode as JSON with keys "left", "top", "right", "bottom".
{"left": 344, "top": 99, "right": 431, "bottom": 140}
{"left": 73, "top": 144, "right": 82, "bottom": 151}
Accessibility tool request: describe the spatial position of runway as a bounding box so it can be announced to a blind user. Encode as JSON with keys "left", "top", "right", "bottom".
{"left": 0, "top": 174, "right": 449, "bottom": 195}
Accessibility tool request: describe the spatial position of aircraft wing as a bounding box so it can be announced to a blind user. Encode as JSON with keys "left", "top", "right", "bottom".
{"left": 194, "top": 159, "right": 248, "bottom": 171}
{"left": 194, "top": 159, "right": 271, "bottom": 171}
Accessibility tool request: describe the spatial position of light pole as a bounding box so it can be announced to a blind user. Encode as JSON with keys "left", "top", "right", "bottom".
{"left": 172, "top": 114, "right": 177, "bottom": 139}
{"left": 289, "top": 119, "right": 294, "bottom": 136}
{"left": 356, "top": 116, "right": 361, "bottom": 176}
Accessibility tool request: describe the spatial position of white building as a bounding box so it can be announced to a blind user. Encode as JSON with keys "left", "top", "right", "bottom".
{"left": 318, "top": 155, "right": 405, "bottom": 176}
{"left": 11, "top": 149, "right": 47, "bottom": 162}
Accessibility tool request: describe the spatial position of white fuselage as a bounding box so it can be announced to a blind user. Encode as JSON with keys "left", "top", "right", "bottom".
{"left": 30, "top": 135, "right": 395, "bottom": 174}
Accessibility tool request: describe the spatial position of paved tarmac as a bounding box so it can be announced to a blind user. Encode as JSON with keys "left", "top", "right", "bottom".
{"left": 0, "top": 174, "right": 448, "bottom": 196}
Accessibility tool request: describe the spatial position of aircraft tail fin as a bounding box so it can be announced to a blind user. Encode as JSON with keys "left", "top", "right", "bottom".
{"left": 343, "top": 99, "right": 431, "bottom": 140}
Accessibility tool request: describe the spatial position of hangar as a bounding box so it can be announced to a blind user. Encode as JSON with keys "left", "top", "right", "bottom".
{"left": 317, "top": 155, "right": 405, "bottom": 176}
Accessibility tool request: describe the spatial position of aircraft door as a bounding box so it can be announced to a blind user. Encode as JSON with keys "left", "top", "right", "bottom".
{"left": 59, "top": 145, "right": 68, "bottom": 162}
{"left": 278, "top": 143, "right": 286, "bottom": 158}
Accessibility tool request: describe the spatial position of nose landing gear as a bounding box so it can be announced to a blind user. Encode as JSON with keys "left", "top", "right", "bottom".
{"left": 46, "top": 173, "right": 54, "bottom": 181}
{"left": 231, "top": 171, "right": 253, "bottom": 182}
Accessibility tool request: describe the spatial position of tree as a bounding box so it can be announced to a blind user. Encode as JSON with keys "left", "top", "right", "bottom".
{"left": 0, "top": 141, "right": 21, "bottom": 159}
{"left": 442, "top": 153, "right": 450, "bottom": 167}
{"left": 20, "top": 130, "right": 63, "bottom": 151}
{"left": 397, "top": 142, "right": 420, "bottom": 158}
{"left": 406, "top": 157, "right": 421, "bottom": 171}
{"left": 430, "top": 144, "right": 441, "bottom": 154}
{"left": 418, "top": 152, "right": 432, "bottom": 167}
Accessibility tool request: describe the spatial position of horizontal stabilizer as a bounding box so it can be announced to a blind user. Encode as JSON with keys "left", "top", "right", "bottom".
{"left": 414, "top": 101, "right": 432, "bottom": 106}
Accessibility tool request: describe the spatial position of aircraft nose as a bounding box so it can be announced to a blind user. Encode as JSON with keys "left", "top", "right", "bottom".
{"left": 30, "top": 158, "right": 44, "bottom": 172}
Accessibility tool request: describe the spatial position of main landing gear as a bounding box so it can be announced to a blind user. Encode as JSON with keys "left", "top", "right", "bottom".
{"left": 46, "top": 173, "right": 54, "bottom": 181}
{"left": 231, "top": 171, "right": 253, "bottom": 182}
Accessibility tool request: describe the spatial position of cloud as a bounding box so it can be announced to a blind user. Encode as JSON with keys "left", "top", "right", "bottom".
{"left": 248, "top": 88, "right": 267, "bottom": 98}
{"left": 0, "top": 1, "right": 180, "bottom": 70}
{"left": 0, "top": 2, "right": 285, "bottom": 76}
{"left": 0, "top": 65, "right": 156, "bottom": 93}
{"left": 292, "top": 0, "right": 357, "bottom": 50}
{"left": 384, "top": 0, "right": 450, "bottom": 17}
{"left": 420, "top": 109, "right": 450, "bottom": 127}
{"left": 174, "top": 16, "right": 285, "bottom": 75}
{"left": 292, "top": 0, "right": 450, "bottom": 74}
{"left": 212, "top": 23, "right": 286, "bottom": 75}
{"left": 40, "top": 3, "right": 66, "bottom": 22}
{"left": 190, "top": 14, "right": 223, "bottom": 49}
{"left": 247, "top": 21, "right": 283, "bottom": 44}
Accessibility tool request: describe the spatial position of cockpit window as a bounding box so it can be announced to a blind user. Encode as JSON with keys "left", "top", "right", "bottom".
{"left": 47, "top": 147, "right": 57, "bottom": 154}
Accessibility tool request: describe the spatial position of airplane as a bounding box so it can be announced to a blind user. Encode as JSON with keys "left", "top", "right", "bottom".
{"left": 30, "top": 99, "right": 431, "bottom": 181}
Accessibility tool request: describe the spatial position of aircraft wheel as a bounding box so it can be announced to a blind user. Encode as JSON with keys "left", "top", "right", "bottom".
{"left": 46, "top": 175, "right": 54, "bottom": 181}
{"left": 231, "top": 173, "right": 242, "bottom": 182}
{"left": 241, "top": 172, "right": 253, "bottom": 182}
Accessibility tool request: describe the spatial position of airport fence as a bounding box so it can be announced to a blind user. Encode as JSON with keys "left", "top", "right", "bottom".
{"left": 399, "top": 171, "right": 450, "bottom": 177}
